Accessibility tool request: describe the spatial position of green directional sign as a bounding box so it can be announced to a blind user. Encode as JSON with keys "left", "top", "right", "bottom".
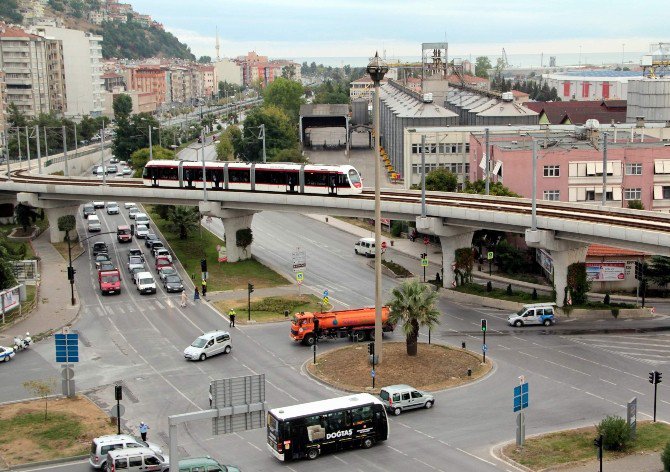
{"left": 487, "top": 251, "right": 494, "bottom": 260}
{"left": 421, "top": 258, "right": 428, "bottom": 267}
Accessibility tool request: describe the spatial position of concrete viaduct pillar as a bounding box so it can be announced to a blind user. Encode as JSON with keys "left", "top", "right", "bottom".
{"left": 17, "top": 193, "right": 81, "bottom": 243}
{"left": 416, "top": 217, "right": 474, "bottom": 289}
{"left": 525, "top": 229, "right": 589, "bottom": 307}
{"left": 199, "top": 202, "right": 257, "bottom": 263}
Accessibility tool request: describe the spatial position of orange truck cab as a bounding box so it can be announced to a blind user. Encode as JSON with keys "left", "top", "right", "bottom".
{"left": 99, "top": 269, "right": 121, "bottom": 295}
{"left": 290, "top": 306, "right": 393, "bottom": 346}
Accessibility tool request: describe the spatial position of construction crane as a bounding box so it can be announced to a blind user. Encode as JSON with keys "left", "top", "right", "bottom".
{"left": 492, "top": 48, "right": 509, "bottom": 92}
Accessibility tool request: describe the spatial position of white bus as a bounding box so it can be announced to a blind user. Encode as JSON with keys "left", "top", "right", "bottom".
{"left": 267, "top": 393, "right": 389, "bottom": 461}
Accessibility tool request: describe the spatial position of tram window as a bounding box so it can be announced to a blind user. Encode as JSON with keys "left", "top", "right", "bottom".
{"left": 305, "top": 172, "right": 327, "bottom": 186}
{"left": 337, "top": 174, "right": 349, "bottom": 187}
{"left": 229, "top": 169, "right": 250, "bottom": 183}
{"left": 256, "top": 170, "right": 283, "bottom": 185}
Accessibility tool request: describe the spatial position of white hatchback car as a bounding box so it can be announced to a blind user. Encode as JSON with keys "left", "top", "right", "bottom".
{"left": 184, "top": 331, "right": 232, "bottom": 361}
{"left": 124, "top": 202, "right": 136, "bottom": 209}
{"left": 135, "top": 224, "right": 149, "bottom": 238}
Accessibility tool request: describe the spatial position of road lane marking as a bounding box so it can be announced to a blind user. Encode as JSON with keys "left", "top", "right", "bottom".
{"left": 386, "top": 445, "right": 407, "bottom": 455}
{"left": 543, "top": 359, "right": 591, "bottom": 376}
{"left": 455, "top": 447, "right": 496, "bottom": 466}
{"left": 628, "top": 389, "right": 646, "bottom": 396}
{"left": 584, "top": 391, "right": 604, "bottom": 400}
{"left": 413, "top": 458, "right": 436, "bottom": 469}
{"left": 600, "top": 378, "right": 617, "bottom": 385}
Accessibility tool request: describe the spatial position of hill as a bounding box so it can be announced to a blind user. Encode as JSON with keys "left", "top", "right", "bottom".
{"left": 0, "top": 0, "right": 194, "bottom": 61}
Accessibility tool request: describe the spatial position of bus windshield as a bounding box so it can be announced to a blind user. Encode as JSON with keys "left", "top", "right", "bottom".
{"left": 267, "top": 413, "right": 279, "bottom": 436}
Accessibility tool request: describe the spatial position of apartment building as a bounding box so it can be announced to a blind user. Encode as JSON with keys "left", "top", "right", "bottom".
{"left": 0, "top": 71, "right": 6, "bottom": 145}
{"left": 128, "top": 65, "right": 167, "bottom": 104}
{"left": 350, "top": 75, "right": 389, "bottom": 102}
{"left": 199, "top": 65, "right": 215, "bottom": 98}
{"left": 32, "top": 25, "right": 104, "bottom": 117}
{"left": 214, "top": 59, "right": 242, "bottom": 86}
{"left": 0, "top": 25, "right": 53, "bottom": 117}
{"left": 44, "top": 37, "right": 67, "bottom": 114}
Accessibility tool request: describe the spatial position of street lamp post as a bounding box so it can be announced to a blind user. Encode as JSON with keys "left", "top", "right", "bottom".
{"left": 367, "top": 51, "right": 388, "bottom": 365}
{"left": 148, "top": 125, "right": 153, "bottom": 161}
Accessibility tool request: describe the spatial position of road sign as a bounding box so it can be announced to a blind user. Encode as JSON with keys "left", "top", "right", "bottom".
{"left": 323, "top": 289, "right": 329, "bottom": 297}
{"left": 371, "top": 369, "right": 376, "bottom": 378}
{"left": 210, "top": 374, "right": 266, "bottom": 435}
{"left": 292, "top": 248, "right": 306, "bottom": 273}
{"left": 423, "top": 236, "right": 429, "bottom": 245}
{"left": 109, "top": 404, "right": 125, "bottom": 418}
{"left": 296, "top": 272, "right": 303, "bottom": 285}
{"left": 482, "top": 344, "right": 488, "bottom": 352}
{"left": 487, "top": 251, "right": 494, "bottom": 260}
{"left": 381, "top": 241, "right": 387, "bottom": 250}
{"left": 55, "top": 333, "right": 79, "bottom": 363}
{"left": 513, "top": 382, "right": 529, "bottom": 412}
{"left": 421, "top": 258, "right": 428, "bottom": 267}
{"left": 322, "top": 296, "right": 329, "bottom": 305}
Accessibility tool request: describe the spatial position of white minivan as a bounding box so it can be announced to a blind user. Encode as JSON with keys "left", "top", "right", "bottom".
{"left": 354, "top": 237, "right": 376, "bottom": 257}
{"left": 507, "top": 303, "right": 557, "bottom": 327}
{"left": 87, "top": 215, "right": 102, "bottom": 232}
{"left": 184, "top": 330, "right": 232, "bottom": 361}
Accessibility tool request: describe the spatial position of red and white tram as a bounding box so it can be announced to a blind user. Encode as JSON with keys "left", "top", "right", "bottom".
{"left": 142, "top": 160, "right": 363, "bottom": 196}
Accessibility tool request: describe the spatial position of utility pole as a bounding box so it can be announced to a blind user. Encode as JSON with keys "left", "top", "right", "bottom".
{"left": 36, "top": 125, "right": 42, "bottom": 174}
{"left": 201, "top": 129, "right": 207, "bottom": 202}
{"left": 531, "top": 139, "right": 537, "bottom": 230}
{"left": 43, "top": 126, "right": 49, "bottom": 160}
{"left": 62, "top": 125, "right": 69, "bottom": 176}
{"left": 484, "top": 128, "right": 490, "bottom": 195}
{"left": 421, "top": 134, "right": 426, "bottom": 218}
{"left": 101, "top": 125, "right": 107, "bottom": 185}
{"left": 259, "top": 124, "right": 266, "bottom": 163}
{"left": 2, "top": 118, "right": 9, "bottom": 180}
{"left": 601, "top": 132, "right": 608, "bottom": 206}
{"left": 25, "top": 126, "right": 31, "bottom": 171}
{"left": 73, "top": 122, "right": 78, "bottom": 157}
{"left": 148, "top": 125, "right": 153, "bottom": 161}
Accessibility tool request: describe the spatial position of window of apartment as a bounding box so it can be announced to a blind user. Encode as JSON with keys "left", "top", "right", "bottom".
{"left": 543, "top": 190, "right": 560, "bottom": 201}
{"left": 586, "top": 190, "right": 595, "bottom": 201}
{"left": 543, "top": 165, "right": 560, "bottom": 177}
{"left": 625, "top": 163, "right": 642, "bottom": 175}
{"left": 465, "top": 143, "right": 470, "bottom": 153}
{"left": 663, "top": 187, "right": 670, "bottom": 199}
{"left": 624, "top": 188, "right": 642, "bottom": 200}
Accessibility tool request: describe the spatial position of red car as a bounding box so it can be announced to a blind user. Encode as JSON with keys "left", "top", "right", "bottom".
{"left": 155, "top": 256, "right": 172, "bottom": 271}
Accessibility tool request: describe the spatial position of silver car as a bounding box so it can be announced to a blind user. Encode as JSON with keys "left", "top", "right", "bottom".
{"left": 379, "top": 384, "right": 434, "bottom": 416}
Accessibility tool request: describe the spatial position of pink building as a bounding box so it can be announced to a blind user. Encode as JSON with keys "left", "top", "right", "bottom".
{"left": 469, "top": 129, "right": 670, "bottom": 212}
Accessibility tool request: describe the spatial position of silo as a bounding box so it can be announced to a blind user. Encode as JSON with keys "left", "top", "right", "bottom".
{"left": 626, "top": 78, "right": 670, "bottom": 123}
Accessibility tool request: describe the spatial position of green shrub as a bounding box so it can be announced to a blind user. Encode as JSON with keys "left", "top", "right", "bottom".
{"left": 604, "top": 293, "right": 611, "bottom": 305}
{"left": 596, "top": 415, "right": 632, "bottom": 451}
{"left": 532, "top": 288, "right": 538, "bottom": 300}
{"left": 486, "top": 281, "right": 492, "bottom": 292}
{"left": 390, "top": 221, "right": 403, "bottom": 237}
{"left": 661, "top": 440, "right": 670, "bottom": 471}
{"left": 506, "top": 284, "right": 513, "bottom": 296}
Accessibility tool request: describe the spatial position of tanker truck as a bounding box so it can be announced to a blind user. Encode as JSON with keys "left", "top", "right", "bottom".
{"left": 290, "top": 307, "right": 394, "bottom": 346}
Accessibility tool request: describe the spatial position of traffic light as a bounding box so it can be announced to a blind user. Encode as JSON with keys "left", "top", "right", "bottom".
{"left": 635, "top": 261, "right": 642, "bottom": 281}
{"left": 200, "top": 258, "right": 208, "bottom": 273}
{"left": 248, "top": 282, "right": 254, "bottom": 294}
{"left": 650, "top": 371, "right": 663, "bottom": 384}
{"left": 368, "top": 342, "right": 375, "bottom": 355}
{"left": 481, "top": 319, "right": 487, "bottom": 332}
{"left": 420, "top": 253, "right": 427, "bottom": 259}
{"left": 114, "top": 384, "right": 123, "bottom": 401}
{"left": 657, "top": 372, "right": 663, "bottom": 384}
{"left": 593, "top": 436, "right": 602, "bottom": 448}
{"left": 67, "top": 266, "right": 76, "bottom": 281}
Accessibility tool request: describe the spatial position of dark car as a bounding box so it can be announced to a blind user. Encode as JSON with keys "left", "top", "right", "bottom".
{"left": 158, "top": 266, "right": 178, "bottom": 281}
{"left": 129, "top": 266, "right": 144, "bottom": 283}
{"left": 92, "top": 242, "right": 108, "bottom": 256}
{"left": 144, "top": 234, "right": 160, "bottom": 249}
{"left": 98, "top": 261, "right": 116, "bottom": 272}
{"left": 94, "top": 254, "right": 111, "bottom": 269}
{"left": 128, "top": 248, "right": 144, "bottom": 260}
{"left": 150, "top": 242, "right": 165, "bottom": 256}
{"left": 163, "top": 275, "right": 184, "bottom": 293}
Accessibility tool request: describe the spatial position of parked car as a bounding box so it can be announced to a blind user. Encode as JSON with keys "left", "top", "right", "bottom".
{"left": 163, "top": 275, "right": 184, "bottom": 293}
{"left": 92, "top": 242, "right": 108, "bottom": 256}
{"left": 0, "top": 346, "right": 16, "bottom": 362}
{"left": 379, "top": 384, "right": 434, "bottom": 416}
{"left": 106, "top": 202, "right": 120, "bottom": 215}
{"left": 184, "top": 330, "right": 232, "bottom": 361}
{"left": 135, "top": 224, "right": 149, "bottom": 238}
{"left": 158, "top": 266, "right": 178, "bottom": 282}
{"left": 89, "top": 434, "right": 163, "bottom": 470}
{"left": 128, "top": 207, "right": 140, "bottom": 219}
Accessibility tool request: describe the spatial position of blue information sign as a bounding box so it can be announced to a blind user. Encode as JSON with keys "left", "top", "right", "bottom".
{"left": 482, "top": 344, "right": 488, "bottom": 352}
{"left": 371, "top": 369, "right": 376, "bottom": 378}
{"left": 513, "top": 382, "right": 529, "bottom": 412}
{"left": 55, "top": 333, "right": 79, "bottom": 363}
{"left": 323, "top": 289, "right": 329, "bottom": 297}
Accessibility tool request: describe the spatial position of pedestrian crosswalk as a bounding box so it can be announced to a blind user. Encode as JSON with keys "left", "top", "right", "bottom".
{"left": 564, "top": 333, "right": 670, "bottom": 365}
{"left": 87, "top": 298, "right": 183, "bottom": 317}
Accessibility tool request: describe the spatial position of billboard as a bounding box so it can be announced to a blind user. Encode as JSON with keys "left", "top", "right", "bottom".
{"left": 1, "top": 286, "right": 20, "bottom": 313}
{"left": 586, "top": 263, "right": 626, "bottom": 282}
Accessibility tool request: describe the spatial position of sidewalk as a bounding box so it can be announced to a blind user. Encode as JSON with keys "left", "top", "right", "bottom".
{"left": 0, "top": 230, "right": 80, "bottom": 344}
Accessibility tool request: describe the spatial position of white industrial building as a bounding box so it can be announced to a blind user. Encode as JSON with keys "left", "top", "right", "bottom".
{"left": 542, "top": 70, "right": 642, "bottom": 101}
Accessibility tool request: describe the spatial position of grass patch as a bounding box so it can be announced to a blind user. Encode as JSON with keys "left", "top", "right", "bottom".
{"left": 52, "top": 241, "right": 85, "bottom": 261}
{"left": 454, "top": 282, "right": 553, "bottom": 303}
{"left": 382, "top": 259, "right": 412, "bottom": 277}
{"left": 504, "top": 422, "right": 670, "bottom": 470}
{"left": 146, "top": 207, "right": 287, "bottom": 291}
{"left": 213, "top": 294, "right": 326, "bottom": 324}
{"left": 0, "top": 396, "right": 115, "bottom": 467}
{"left": 572, "top": 301, "right": 637, "bottom": 309}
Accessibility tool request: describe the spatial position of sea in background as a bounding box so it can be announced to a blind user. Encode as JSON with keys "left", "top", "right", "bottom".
{"left": 290, "top": 52, "right": 644, "bottom": 69}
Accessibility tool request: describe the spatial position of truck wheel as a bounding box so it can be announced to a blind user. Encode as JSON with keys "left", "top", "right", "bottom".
{"left": 543, "top": 319, "right": 552, "bottom": 326}
{"left": 514, "top": 320, "right": 523, "bottom": 327}
{"left": 368, "top": 330, "right": 375, "bottom": 341}
{"left": 304, "top": 334, "right": 316, "bottom": 346}
{"left": 306, "top": 448, "right": 319, "bottom": 460}
{"left": 353, "top": 331, "right": 365, "bottom": 342}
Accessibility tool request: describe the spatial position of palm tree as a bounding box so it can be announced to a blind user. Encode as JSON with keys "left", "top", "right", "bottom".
{"left": 388, "top": 279, "right": 441, "bottom": 356}
{"left": 166, "top": 206, "right": 200, "bottom": 240}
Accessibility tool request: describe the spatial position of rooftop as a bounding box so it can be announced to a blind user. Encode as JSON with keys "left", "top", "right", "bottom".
{"left": 587, "top": 244, "right": 645, "bottom": 257}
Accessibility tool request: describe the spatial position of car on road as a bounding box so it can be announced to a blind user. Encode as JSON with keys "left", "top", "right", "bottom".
{"left": 163, "top": 275, "right": 184, "bottom": 293}
{"left": 149, "top": 241, "right": 164, "bottom": 254}
{"left": 134, "top": 212, "right": 150, "bottom": 228}
{"left": 92, "top": 165, "right": 104, "bottom": 175}
{"left": 128, "top": 248, "right": 143, "bottom": 261}
{"left": 128, "top": 207, "right": 140, "bottom": 219}
{"left": 129, "top": 266, "right": 144, "bottom": 283}
{"left": 155, "top": 256, "right": 172, "bottom": 271}
{"left": 124, "top": 202, "right": 136, "bottom": 209}
{"left": 83, "top": 203, "right": 96, "bottom": 218}
{"left": 135, "top": 271, "right": 156, "bottom": 294}
{"left": 94, "top": 254, "right": 111, "bottom": 269}
{"left": 92, "top": 242, "right": 108, "bottom": 256}
{"left": 178, "top": 457, "right": 240, "bottom": 472}
{"left": 144, "top": 234, "right": 160, "bottom": 249}
{"left": 106, "top": 165, "right": 118, "bottom": 174}
{"left": 93, "top": 201, "right": 105, "bottom": 209}
{"left": 109, "top": 157, "right": 119, "bottom": 164}
{"left": 184, "top": 330, "right": 232, "bottom": 361}
{"left": 106, "top": 202, "right": 120, "bottom": 215}
{"left": 158, "top": 266, "right": 178, "bottom": 281}
{"left": 379, "top": 384, "right": 434, "bottom": 416}
{"left": 87, "top": 215, "right": 102, "bottom": 232}
{"left": 116, "top": 170, "right": 125, "bottom": 177}
{"left": 122, "top": 168, "right": 132, "bottom": 175}
{"left": 97, "top": 261, "right": 116, "bottom": 273}
{"left": 152, "top": 246, "right": 169, "bottom": 259}
{"left": 127, "top": 255, "right": 145, "bottom": 273}
{"left": 89, "top": 434, "right": 164, "bottom": 470}
{"left": 135, "top": 224, "right": 149, "bottom": 239}
{"left": 507, "top": 303, "right": 557, "bottom": 327}
{"left": 0, "top": 346, "right": 16, "bottom": 362}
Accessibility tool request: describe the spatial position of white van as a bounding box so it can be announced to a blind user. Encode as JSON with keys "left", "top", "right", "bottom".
{"left": 105, "top": 446, "right": 168, "bottom": 472}
{"left": 134, "top": 212, "right": 150, "bottom": 228}
{"left": 354, "top": 237, "right": 377, "bottom": 257}
{"left": 184, "top": 330, "right": 232, "bottom": 361}
{"left": 134, "top": 271, "right": 156, "bottom": 294}
{"left": 507, "top": 303, "right": 557, "bottom": 327}
{"left": 87, "top": 215, "right": 102, "bottom": 232}
{"left": 89, "top": 434, "right": 163, "bottom": 469}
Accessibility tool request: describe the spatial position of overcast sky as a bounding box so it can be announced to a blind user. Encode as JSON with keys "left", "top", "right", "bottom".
{"left": 129, "top": 0, "right": 666, "bottom": 60}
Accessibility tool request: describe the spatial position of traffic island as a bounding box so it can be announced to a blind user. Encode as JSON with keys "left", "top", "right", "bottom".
{"left": 499, "top": 421, "right": 670, "bottom": 471}
{"left": 212, "top": 294, "right": 328, "bottom": 325}
{"left": 306, "top": 341, "right": 491, "bottom": 393}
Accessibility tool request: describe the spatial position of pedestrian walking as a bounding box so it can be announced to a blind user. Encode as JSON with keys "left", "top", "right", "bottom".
{"left": 194, "top": 287, "right": 200, "bottom": 301}
{"left": 180, "top": 291, "right": 187, "bottom": 307}
{"left": 201, "top": 279, "right": 207, "bottom": 297}
{"left": 139, "top": 422, "right": 149, "bottom": 441}
{"left": 228, "top": 308, "right": 236, "bottom": 327}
